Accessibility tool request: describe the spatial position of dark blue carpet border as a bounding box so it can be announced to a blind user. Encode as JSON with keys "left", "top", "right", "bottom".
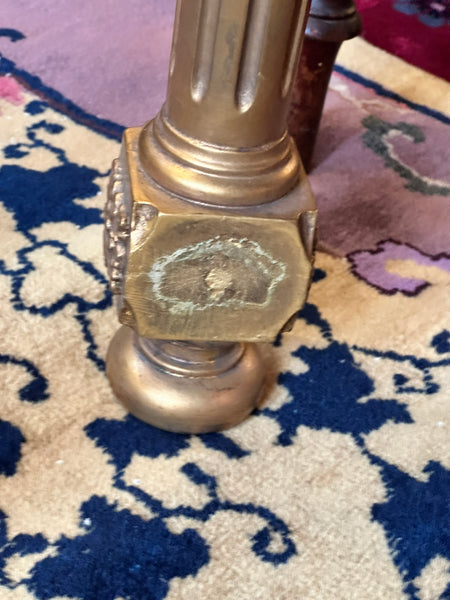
{"left": 1, "top": 52, "right": 448, "bottom": 143}
{"left": 334, "top": 63, "right": 450, "bottom": 126}
{"left": 0, "top": 54, "right": 124, "bottom": 141}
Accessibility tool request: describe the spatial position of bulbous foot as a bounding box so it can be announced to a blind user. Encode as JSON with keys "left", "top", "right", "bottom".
{"left": 106, "top": 326, "right": 266, "bottom": 434}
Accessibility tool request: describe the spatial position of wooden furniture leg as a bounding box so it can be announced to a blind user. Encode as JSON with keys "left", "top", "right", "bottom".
{"left": 288, "top": 0, "right": 362, "bottom": 171}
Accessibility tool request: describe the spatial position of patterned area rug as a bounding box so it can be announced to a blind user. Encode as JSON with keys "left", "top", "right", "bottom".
{"left": 1, "top": 5, "right": 450, "bottom": 600}
{"left": 356, "top": 0, "right": 450, "bottom": 81}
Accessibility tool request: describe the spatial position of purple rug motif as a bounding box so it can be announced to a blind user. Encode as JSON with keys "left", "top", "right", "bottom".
{"left": 348, "top": 240, "right": 450, "bottom": 295}
{"left": 0, "top": 0, "right": 176, "bottom": 128}
{"left": 1, "top": 3, "right": 450, "bottom": 599}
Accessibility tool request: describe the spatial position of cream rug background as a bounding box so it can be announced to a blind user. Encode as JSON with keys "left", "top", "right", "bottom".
{"left": 0, "top": 16, "right": 449, "bottom": 600}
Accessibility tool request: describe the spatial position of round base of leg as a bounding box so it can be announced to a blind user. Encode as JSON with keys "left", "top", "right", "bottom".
{"left": 106, "top": 326, "right": 266, "bottom": 434}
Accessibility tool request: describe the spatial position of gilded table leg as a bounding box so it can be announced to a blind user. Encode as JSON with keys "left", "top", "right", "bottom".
{"left": 104, "top": 0, "right": 317, "bottom": 433}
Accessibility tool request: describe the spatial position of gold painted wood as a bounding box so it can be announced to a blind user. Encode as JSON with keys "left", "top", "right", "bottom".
{"left": 104, "top": 0, "right": 316, "bottom": 433}
{"left": 141, "top": 0, "right": 311, "bottom": 205}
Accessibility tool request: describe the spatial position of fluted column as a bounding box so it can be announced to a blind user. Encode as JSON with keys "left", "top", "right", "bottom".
{"left": 139, "top": 0, "right": 311, "bottom": 206}
{"left": 167, "top": 0, "right": 310, "bottom": 147}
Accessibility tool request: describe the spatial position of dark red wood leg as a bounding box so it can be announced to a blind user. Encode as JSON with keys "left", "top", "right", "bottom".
{"left": 289, "top": 0, "right": 362, "bottom": 172}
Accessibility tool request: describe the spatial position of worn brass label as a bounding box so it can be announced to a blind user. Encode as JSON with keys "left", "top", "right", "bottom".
{"left": 148, "top": 235, "right": 286, "bottom": 314}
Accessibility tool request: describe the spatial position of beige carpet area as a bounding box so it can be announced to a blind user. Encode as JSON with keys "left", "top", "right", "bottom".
{"left": 0, "top": 26, "right": 449, "bottom": 600}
